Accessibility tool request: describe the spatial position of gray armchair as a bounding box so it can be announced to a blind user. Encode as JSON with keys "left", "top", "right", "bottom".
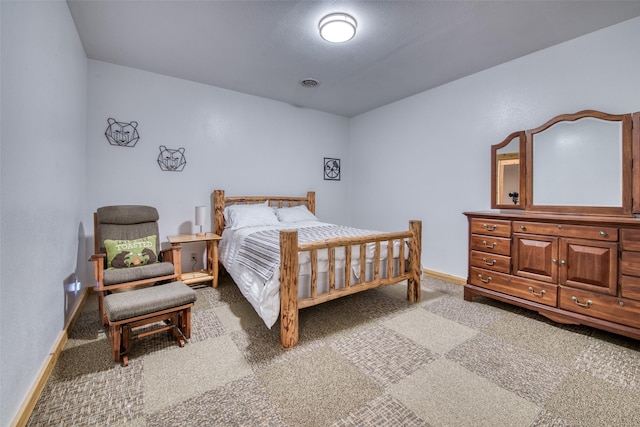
{"left": 90, "top": 205, "right": 182, "bottom": 325}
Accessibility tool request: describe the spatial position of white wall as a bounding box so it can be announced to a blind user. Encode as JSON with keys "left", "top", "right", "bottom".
{"left": 349, "top": 17, "right": 640, "bottom": 279}
{"left": 86, "top": 61, "right": 350, "bottom": 270}
{"left": 0, "top": 1, "right": 87, "bottom": 425}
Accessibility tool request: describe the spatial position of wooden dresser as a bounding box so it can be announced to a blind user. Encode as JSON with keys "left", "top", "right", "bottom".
{"left": 464, "top": 211, "right": 640, "bottom": 339}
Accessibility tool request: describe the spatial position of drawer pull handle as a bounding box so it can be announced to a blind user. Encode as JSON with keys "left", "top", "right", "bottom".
{"left": 482, "top": 240, "right": 497, "bottom": 249}
{"left": 619, "top": 301, "right": 625, "bottom": 307}
{"left": 528, "top": 286, "right": 546, "bottom": 297}
{"left": 520, "top": 225, "right": 526, "bottom": 230}
{"left": 483, "top": 223, "right": 497, "bottom": 231}
{"left": 482, "top": 257, "right": 497, "bottom": 266}
{"left": 477, "top": 274, "right": 492, "bottom": 283}
{"left": 572, "top": 296, "right": 592, "bottom": 308}
{"left": 599, "top": 231, "right": 606, "bottom": 237}
{"left": 552, "top": 258, "right": 558, "bottom": 264}
{"left": 560, "top": 260, "right": 566, "bottom": 265}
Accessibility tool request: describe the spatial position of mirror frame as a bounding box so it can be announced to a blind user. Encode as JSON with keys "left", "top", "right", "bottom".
{"left": 491, "top": 131, "right": 525, "bottom": 209}
{"left": 634, "top": 112, "right": 640, "bottom": 213}
{"left": 525, "top": 110, "right": 633, "bottom": 216}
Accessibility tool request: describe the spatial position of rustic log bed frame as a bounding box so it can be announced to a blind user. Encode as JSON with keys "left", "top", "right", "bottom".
{"left": 213, "top": 190, "right": 422, "bottom": 348}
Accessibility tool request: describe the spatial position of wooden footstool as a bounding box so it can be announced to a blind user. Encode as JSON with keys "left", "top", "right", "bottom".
{"left": 103, "top": 281, "right": 196, "bottom": 366}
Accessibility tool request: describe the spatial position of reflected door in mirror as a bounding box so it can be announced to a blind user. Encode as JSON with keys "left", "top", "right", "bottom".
{"left": 497, "top": 154, "right": 519, "bottom": 204}
{"left": 492, "top": 131, "right": 525, "bottom": 209}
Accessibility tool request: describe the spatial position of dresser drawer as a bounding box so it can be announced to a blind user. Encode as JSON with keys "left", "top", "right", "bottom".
{"left": 620, "top": 276, "right": 640, "bottom": 301}
{"left": 620, "top": 251, "right": 640, "bottom": 277}
{"left": 470, "top": 250, "right": 510, "bottom": 274}
{"left": 469, "top": 267, "right": 557, "bottom": 307}
{"left": 470, "top": 218, "right": 511, "bottom": 238}
{"left": 559, "top": 287, "right": 640, "bottom": 329}
{"left": 621, "top": 229, "right": 640, "bottom": 251}
{"left": 513, "top": 221, "right": 617, "bottom": 242}
{"left": 469, "top": 267, "right": 510, "bottom": 290}
{"left": 470, "top": 234, "right": 511, "bottom": 256}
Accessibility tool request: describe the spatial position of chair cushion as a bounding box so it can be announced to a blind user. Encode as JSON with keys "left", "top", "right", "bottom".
{"left": 103, "top": 261, "right": 175, "bottom": 286}
{"left": 97, "top": 205, "right": 159, "bottom": 224}
{"left": 104, "top": 281, "right": 196, "bottom": 322}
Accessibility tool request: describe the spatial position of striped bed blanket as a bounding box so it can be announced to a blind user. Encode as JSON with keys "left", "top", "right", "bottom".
{"left": 235, "top": 224, "right": 383, "bottom": 282}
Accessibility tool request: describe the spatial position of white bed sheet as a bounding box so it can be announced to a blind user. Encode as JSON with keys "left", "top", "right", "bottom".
{"left": 219, "top": 220, "right": 405, "bottom": 328}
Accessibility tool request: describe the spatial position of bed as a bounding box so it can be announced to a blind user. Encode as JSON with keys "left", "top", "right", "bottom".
{"left": 213, "top": 189, "right": 422, "bottom": 348}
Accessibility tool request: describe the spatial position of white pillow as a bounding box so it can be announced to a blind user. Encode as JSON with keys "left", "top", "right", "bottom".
{"left": 224, "top": 203, "right": 280, "bottom": 230}
{"left": 223, "top": 201, "right": 268, "bottom": 223}
{"left": 275, "top": 205, "right": 318, "bottom": 223}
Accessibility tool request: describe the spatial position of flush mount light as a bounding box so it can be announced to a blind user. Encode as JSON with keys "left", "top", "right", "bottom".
{"left": 319, "top": 13, "right": 357, "bottom": 43}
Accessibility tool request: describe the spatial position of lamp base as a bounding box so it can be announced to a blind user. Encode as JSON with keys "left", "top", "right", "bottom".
{"left": 196, "top": 232, "right": 206, "bottom": 237}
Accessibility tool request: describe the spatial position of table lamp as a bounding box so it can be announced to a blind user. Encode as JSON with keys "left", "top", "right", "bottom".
{"left": 195, "top": 206, "right": 206, "bottom": 236}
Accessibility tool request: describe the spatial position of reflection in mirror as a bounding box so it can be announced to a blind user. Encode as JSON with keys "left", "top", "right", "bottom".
{"left": 497, "top": 140, "right": 520, "bottom": 205}
{"left": 532, "top": 117, "right": 622, "bottom": 207}
{"left": 491, "top": 131, "right": 525, "bottom": 209}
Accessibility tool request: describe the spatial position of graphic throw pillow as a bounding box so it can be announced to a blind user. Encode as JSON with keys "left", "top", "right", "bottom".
{"left": 104, "top": 235, "right": 158, "bottom": 269}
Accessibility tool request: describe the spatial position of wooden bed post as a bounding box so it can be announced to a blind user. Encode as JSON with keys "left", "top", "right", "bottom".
{"left": 213, "top": 190, "right": 225, "bottom": 236}
{"left": 307, "top": 191, "right": 316, "bottom": 215}
{"left": 407, "top": 220, "right": 422, "bottom": 302}
{"left": 280, "top": 229, "right": 299, "bottom": 348}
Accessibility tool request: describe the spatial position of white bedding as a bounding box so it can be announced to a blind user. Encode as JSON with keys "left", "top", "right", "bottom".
{"left": 219, "top": 220, "right": 405, "bottom": 328}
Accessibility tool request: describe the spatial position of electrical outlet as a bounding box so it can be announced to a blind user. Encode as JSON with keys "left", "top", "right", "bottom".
{"left": 190, "top": 252, "right": 197, "bottom": 261}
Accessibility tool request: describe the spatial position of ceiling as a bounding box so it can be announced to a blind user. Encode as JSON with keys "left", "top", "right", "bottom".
{"left": 67, "top": 1, "right": 640, "bottom": 118}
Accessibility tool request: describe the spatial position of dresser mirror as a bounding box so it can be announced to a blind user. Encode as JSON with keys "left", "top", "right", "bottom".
{"left": 525, "top": 110, "right": 632, "bottom": 216}
{"left": 491, "top": 131, "right": 525, "bottom": 209}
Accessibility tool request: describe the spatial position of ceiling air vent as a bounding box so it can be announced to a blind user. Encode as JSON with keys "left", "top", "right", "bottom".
{"left": 300, "top": 78, "right": 320, "bottom": 88}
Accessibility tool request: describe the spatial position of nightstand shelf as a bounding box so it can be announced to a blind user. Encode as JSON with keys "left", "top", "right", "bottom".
{"left": 167, "top": 232, "right": 222, "bottom": 287}
{"left": 180, "top": 270, "right": 214, "bottom": 285}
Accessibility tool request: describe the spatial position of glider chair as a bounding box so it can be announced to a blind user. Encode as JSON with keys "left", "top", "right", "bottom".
{"left": 90, "top": 205, "right": 195, "bottom": 365}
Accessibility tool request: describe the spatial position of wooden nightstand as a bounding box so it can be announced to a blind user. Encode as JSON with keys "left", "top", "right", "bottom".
{"left": 167, "top": 233, "right": 222, "bottom": 287}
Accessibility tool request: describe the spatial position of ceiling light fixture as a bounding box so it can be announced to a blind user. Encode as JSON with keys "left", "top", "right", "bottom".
{"left": 319, "top": 13, "right": 357, "bottom": 43}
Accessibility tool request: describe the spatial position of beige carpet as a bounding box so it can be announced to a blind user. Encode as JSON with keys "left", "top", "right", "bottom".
{"left": 27, "top": 276, "right": 640, "bottom": 426}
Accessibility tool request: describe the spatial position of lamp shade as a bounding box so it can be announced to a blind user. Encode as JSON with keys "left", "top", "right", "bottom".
{"left": 195, "top": 206, "right": 206, "bottom": 227}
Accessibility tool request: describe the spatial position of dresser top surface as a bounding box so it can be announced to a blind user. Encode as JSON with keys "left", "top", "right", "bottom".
{"left": 464, "top": 210, "right": 640, "bottom": 227}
